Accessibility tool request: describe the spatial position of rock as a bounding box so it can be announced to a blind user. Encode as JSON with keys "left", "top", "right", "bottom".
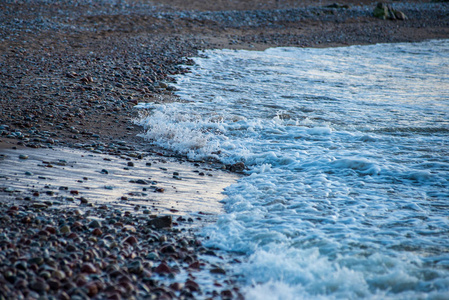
{"left": 48, "top": 278, "right": 61, "bottom": 290}
{"left": 14, "top": 261, "right": 28, "bottom": 271}
{"left": 19, "top": 154, "right": 29, "bottom": 159}
{"left": 146, "top": 252, "right": 160, "bottom": 260}
{"left": 81, "top": 263, "right": 97, "bottom": 274}
{"left": 134, "top": 179, "right": 148, "bottom": 185}
{"left": 85, "top": 281, "right": 99, "bottom": 297}
{"left": 44, "top": 225, "right": 56, "bottom": 234}
{"left": 185, "top": 279, "right": 200, "bottom": 292}
{"left": 154, "top": 262, "right": 173, "bottom": 274}
{"left": 28, "top": 257, "right": 44, "bottom": 266}
{"left": 160, "top": 244, "right": 176, "bottom": 254}
{"left": 31, "top": 202, "right": 48, "bottom": 209}
{"left": 127, "top": 260, "right": 143, "bottom": 274}
{"left": 92, "top": 228, "right": 103, "bottom": 236}
{"left": 210, "top": 267, "right": 226, "bottom": 275}
{"left": 373, "top": 2, "right": 407, "bottom": 20}
{"left": 326, "top": 3, "right": 350, "bottom": 9}
{"left": 60, "top": 225, "right": 71, "bottom": 234}
{"left": 169, "top": 282, "right": 184, "bottom": 291}
{"left": 30, "top": 278, "right": 49, "bottom": 292}
{"left": 221, "top": 290, "right": 234, "bottom": 298}
{"left": 188, "top": 261, "right": 201, "bottom": 270}
{"left": 123, "top": 235, "right": 138, "bottom": 245}
{"left": 227, "top": 162, "right": 246, "bottom": 172}
{"left": 53, "top": 270, "right": 66, "bottom": 280}
{"left": 147, "top": 216, "right": 172, "bottom": 229}
{"left": 394, "top": 10, "right": 407, "bottom": 21}
{"left": 88, "top": 220, "right": 102, "bottom": 228}
{"left": 66, "top": 244, "right": 77, "bottom": 252}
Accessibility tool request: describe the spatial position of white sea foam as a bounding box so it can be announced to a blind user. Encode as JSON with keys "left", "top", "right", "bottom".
{"left": 136, "top": 40, "right": 449, "bottom": 298}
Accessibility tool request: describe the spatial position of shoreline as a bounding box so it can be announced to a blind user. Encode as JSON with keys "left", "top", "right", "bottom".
{"left": 1, "top": 0, "right": 449, "bottom": 298}
{"left": 0, "top": 146, "right": 242, "bottom": 299}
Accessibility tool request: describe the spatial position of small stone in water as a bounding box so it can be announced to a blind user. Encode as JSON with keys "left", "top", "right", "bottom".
{"left": 154, "top": 262, "right": 172, "bottom": 274}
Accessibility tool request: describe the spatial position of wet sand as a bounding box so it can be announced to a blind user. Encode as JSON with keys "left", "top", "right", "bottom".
{"left": 0, "top": 147, "right": 238, "bottom": 219}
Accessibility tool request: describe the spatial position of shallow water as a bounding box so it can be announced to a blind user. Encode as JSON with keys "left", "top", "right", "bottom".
{"left": 0, "top": 148, "right": 237, "bottom": 220}
{"left": 136, "top": 40, "right": 449, "bottom": 299}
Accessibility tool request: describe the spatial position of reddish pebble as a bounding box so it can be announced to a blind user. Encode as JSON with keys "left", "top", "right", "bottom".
{"left": 70, "top": 190, "right": 79, "bottom": 195}
{"left": 67, "top": 232, "right": 78, "bottom": 239}
{"left": 81, "top": 263, "right": 97, "bottom": 274}
{"left": 44, "top": 226, "right": 56, "bottom": 234}
{"left": 185, "top": 279, "right": 200, "bottom": 292}
{"left": 107, "top": 293, "right": 122, "bottom": 300}
{"left": 72, "top": 221, "right": 83, "bottom": 228}
{"left": 85, "top": 282, "right": 99, "bottom": 297}
{"left": 123, "top": 236, "right": 138, "bottom": 245}
{"left": 92, "top": 228, "right": 103, "bottom": 236}
{"left": 188, "top": 261, "right": 201, "bottom": 270}
{"left": 154, "top": 262, "right": 172, "bottom": 274}
{"left": 169, "top": 282, "right": 183, "bottom": 291}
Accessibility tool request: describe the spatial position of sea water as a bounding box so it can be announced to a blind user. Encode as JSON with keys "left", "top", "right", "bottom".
{"left": 135, "top": 40, "right": 449, "bottom": 299}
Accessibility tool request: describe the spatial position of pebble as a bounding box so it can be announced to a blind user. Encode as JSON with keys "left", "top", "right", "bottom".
{"left": 60, "top": 225, "right": 71, "bottom": 233}
{"left": 30, "top": 278, "right": 49, "bottom": 292}
{"left": 81, "top": 263, "right": 98, "bottom": 274}
{"left": 88, "top": 220, "right": 102, "bottom": 228}
{"left": 154, "top": 262, "right": 173, "bottom": 274}
{"left": 123, "top": 236, "right": 138, "bottom": 245}
{"left": 127, "top": 260, "right": 144, "bottom": 274}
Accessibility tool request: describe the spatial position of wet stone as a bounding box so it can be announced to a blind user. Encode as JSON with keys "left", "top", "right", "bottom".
{"left": 29, "top": 278, "right": 49, "bottom": 293}
{"left": 147, "top": 216, "right": 172, "bottom": 229}
{"left": 128, "top": 260, "right": 144, "bottom": 275}
{"left": 88, "top": 220, "right": 102, "bottom": 228}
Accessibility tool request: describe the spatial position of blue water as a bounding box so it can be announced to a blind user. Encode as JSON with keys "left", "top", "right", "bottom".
{"left": 136, "top": 40, "right": 449, "bottom": 299}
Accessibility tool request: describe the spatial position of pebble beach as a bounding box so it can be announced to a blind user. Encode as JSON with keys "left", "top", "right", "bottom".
{"left": 1, "top": 0, "right": 449, "bottom": 299}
